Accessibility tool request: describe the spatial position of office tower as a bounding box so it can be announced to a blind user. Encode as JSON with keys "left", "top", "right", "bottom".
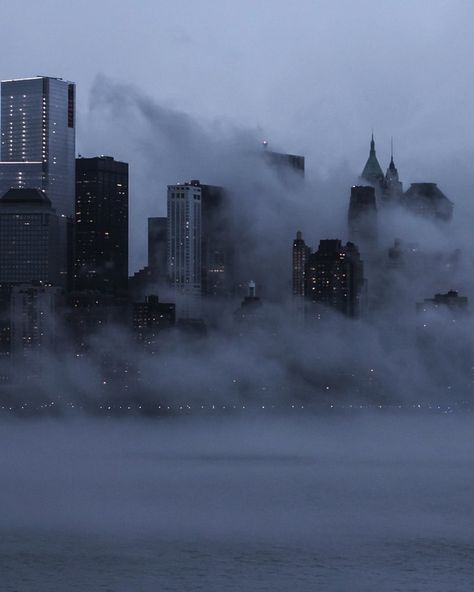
{"left": 10, "top": 284, "right": 61, "bottom": 368}
{"left": 292, "top": 231, "right": 310, "bottom": 297}
{"left": 74, "top": 156, "right": 129, "bottom": 296}
{"left": 167, "top": 180, "right": 233, "bottom": 308}
{"left": 305, "top": 239, "right": 366, "bottom": 318}
{"left": 0, "top": 188, "right": 67, "bottom": 286}
{"left": 199, "top": 181, "right": 234, "bottom": 298}
{"left": 401, "top": 183, "right": 453, "bottom": 222}
{"left": 0, "top": 76, "right": 76, "bottom": 216}
{"left": 360, "top": 134, "right": 384, "bottom": 188}
{"left": 132, "top": 294, "right": 175, "bottom": 352}
{"left": 148, "top": 216, "right": 167, "bottom": 273}
{"left": 262, "top": 141, "right": 305, "bottom": 177}
{"left": 348, "top": 186, "right": 378, "bottom": 247}
{"left": 167, "top": 182, "right": 202, "bottom": 299}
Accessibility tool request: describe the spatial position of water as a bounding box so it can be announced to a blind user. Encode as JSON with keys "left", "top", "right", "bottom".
{"left": 1, "top": 415, "right": 473, "bottom": 591}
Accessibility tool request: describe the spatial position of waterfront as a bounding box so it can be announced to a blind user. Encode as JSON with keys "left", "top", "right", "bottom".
{"left": 1, "top": 415, "right": 474, "bottom": 591}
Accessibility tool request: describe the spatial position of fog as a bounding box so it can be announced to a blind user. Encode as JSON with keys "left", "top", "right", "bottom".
{"left": 1, "top": 416, "right": 474, "bottom": 590}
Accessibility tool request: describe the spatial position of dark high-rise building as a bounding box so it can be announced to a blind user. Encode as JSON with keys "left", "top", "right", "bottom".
{"left": 74, "top": 156, "right": 129, "bottom": 296}
{"left": 401, "top": 183, "right": 453, "bottom": 222}
{"left": 305, "top": 239, "right": 366, "bottom": 318}
{"left": 0, "top": 188, "right": 67, "bottom": 287}
{"left": 292, "top": 230, "right": 310, "bottom": 297}
{"left": 10, "top": 283, "right": 62, "bottom": 371}
{"left": 262, "top": 142, "right": 305, "bottom": 177}
{"left": 148, "top": 216, "right": 167, "bottom": 274}
{"left": 348, "top": 186, "right": 378, "bottom": 247}
{"left": 360, "top": 134, "right": 384, "bottom": 188}
{"left": 132, "top": 294, "right": 175, "bottom": 352}
{"left": 0, "top": 76, "right": 76, "bottom": 216}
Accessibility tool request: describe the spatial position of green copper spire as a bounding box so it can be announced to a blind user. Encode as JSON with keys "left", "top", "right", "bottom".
{"left": 361, "top": 134, "right": 384, "bottom": 185}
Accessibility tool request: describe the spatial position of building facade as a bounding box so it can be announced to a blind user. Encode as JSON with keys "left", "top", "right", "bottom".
{"left": 305, "top": 239, "right": 366, "bottom": 318}
{"left": 292, "top": 230, "right": 310, "bottom": 297}
{"left": 74, "top": 156, "right": 129, "bottom": 296}
{"left": 0, "top": 76, "right": 76, "bottom": 216}
{"left": 167, "top": 182, "right": 202, "bottom": 298}
{"left": 0, "top": 188, "right": 67, "bottom": 286}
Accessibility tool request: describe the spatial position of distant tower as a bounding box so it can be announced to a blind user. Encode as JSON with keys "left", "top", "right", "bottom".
{"left": 305, "top": 240, "right": 367, "bottom": 319}
{"left": 360, "top": 134, "right": 384, "bottom": 188}
{"left": 402, "top": 183, "right": 453, "bottom": 222}
{"left": 292, "top": 230, "right": 310, "bottom": 297}
{"left": 0, "top": 76, "right": 76, "bottom": 216}
{"left": 348, "top": 186, "right": 378, "bottom": 248}
{"left": 383, "top": 138, "right": 403, "bottom": 201}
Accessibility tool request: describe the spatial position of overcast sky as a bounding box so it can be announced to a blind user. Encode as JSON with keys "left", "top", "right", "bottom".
{"left": 2, "top": 0, "right": 473, "bottom": 267}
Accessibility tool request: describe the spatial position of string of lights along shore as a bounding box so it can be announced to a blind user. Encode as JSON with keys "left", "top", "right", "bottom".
{"left": 0, "top": 74, "right": 467, "bottom": 390}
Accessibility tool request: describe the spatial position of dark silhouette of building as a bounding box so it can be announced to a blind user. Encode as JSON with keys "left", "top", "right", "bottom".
{"left": 132, "top": 294, "right": 175, "bottom": 352}
{"left": 402, "top": 183, "right": 453, "bottom": 222}
{"left": 0, "top": 188, "right": 68, "bottom": 287}
{"left": 148, "top": 216, "right": 167, "bottom": 274}
{"left": 10, "top": 283, "right": 62, "bottom": 375}
{"left": 292, "top": 231, "right": 310, "bottom": 297}
{"left": 348, "top": 186, "right": 378, "bottom": 247}
{"left": 262, "top": 142, "right": 305, "bottom": 177}
{"left": 360, "top": 134, "right": 384, "bottom": 187}
{"left": 383, "top": 142, "right": 403, "bottom": 201}
{"left": 305, "top": 240, "right": 366, "bottom": 318}
{"left": 417, "top": 290, "right": 468, "bottom": 315}
{"left": 74, "top": 156, "right": 129, "bottom": 296}
{"left": 234, "top": 281, "right": 266, "bottom": 325}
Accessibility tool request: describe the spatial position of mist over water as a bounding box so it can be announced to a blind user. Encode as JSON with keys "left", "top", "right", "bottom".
{"left": 2, "top": 415, "right": 474, "bottom": 591}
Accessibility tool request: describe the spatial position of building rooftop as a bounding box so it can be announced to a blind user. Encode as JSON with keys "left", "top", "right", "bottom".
{"left": 0, "top": 188, "right": 52, "bottom": 207}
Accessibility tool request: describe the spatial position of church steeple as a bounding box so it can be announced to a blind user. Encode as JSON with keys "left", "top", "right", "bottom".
{"left": 361, "top": 134, "right": 384, "bottom": 186}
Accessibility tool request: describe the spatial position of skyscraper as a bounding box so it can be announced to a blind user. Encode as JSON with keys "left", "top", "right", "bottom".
{"left": 148, "top": 216, "right": 167, "bottom": 274}
{"left": 348, "top": 186, "right": 378, "bottom": 248}
{"left": 292, "top": 231, "right": 310, "bottom": 297}
{"left": 0, "top": 188, "right": 67, "bottom": 287}
{"left": 167, "top": 179, "right": 234, "bottom": 307}
{"left": 74, "top": 156, "right": 129, "bottom": 296}
{"left": 0, "top": 76, "right": 76, "bottom": 216}
{"left": 167, "top": 182, "right": 202, "bottom": 299}
{"left": 383, "top": 141, "right": 403, "bottom": 201}
{"left": 305, "top": 239, "right": 366, "bottom": 318}
{"left": 262, "top": 142, "right": 305, "bottom": 178}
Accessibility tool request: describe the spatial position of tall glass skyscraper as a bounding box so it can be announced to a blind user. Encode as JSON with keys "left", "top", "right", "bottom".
{"left": 0, "top": 76, "right": 76, "bottom": 216}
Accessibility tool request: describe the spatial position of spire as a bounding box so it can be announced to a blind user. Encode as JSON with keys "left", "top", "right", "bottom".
{"left": 361, "top": 133, "right": 384, "bottom": 185}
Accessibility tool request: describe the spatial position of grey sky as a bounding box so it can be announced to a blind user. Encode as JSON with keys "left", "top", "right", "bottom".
{"left": 2, "top": 0, "right": 473, "bottom": 165}
{"left": 2, "top": 0, "right": 473, "bottom": 268}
